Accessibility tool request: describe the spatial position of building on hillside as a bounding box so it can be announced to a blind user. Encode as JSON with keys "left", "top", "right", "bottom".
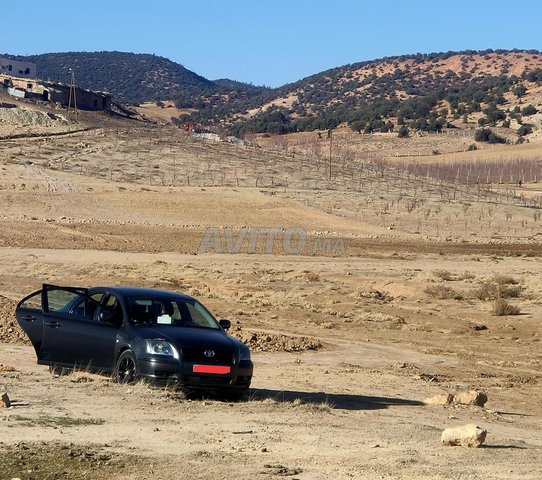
{"left": 1, "top": 73, "right": 111, "bottom": 111}
{"left": 0, "top": 57, "right": 36, "bottom": 78}
{"left": 38, "top": 81, "right": 112, "bottom": 110}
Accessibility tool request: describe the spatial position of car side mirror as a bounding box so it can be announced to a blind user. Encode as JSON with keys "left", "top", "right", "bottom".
{"left": 99, "top": 310, "right": 116, "bottom": 324}
{"left": 219, "top": 319, "right": 231, "bottom": 330}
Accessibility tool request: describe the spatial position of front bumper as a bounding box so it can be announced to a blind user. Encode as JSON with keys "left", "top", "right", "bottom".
{"left": 137, "top": 355, "right": 253, "bottom": 390}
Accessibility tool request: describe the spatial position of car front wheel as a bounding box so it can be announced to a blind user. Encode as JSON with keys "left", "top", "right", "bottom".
{"left": 114, "top": 350, "right": 139, "bottom": 384}
{"left": 222, "top": 388, "right": 250, "bottom": 402}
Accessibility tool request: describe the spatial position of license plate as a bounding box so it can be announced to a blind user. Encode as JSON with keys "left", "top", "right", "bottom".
{"left": 193, "top": 365, "right": 231, "bottom": 374}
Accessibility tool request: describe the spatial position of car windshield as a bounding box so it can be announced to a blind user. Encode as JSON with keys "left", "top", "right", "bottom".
{"left": 125, "top": 296, "right": 220, "bottom": 329}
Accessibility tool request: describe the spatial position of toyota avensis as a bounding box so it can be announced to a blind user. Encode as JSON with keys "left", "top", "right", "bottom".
{"left": 15, "top": 284, "right": 253, "bottom": 397}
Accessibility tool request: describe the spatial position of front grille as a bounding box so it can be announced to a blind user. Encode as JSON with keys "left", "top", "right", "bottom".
{"left": 182, "top": 347, "right": 234, "bottom": 364}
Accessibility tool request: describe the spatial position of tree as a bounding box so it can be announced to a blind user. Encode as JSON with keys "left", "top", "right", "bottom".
{"left": 521, "top": 105, "right": 538, "bottom": 116}
{"left": 398, "top": 125, "right": 409, "bottom": 138}
{"left": 475, "top": 128, "right": 505, "bottom": 144}
{"left": 513, "top": 85, "right": 527, "bottom": 98}
{"left": 517, "top": 124, "right": 533, "bottom": 136}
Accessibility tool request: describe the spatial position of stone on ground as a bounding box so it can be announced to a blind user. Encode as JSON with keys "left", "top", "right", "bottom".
{"left": 441, "top": 424, "right": 487, "bottom": 447}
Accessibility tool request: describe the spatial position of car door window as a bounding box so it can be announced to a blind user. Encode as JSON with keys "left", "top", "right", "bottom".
{"left": 46, "top": 289, "right": 84, "bottom": 313}
{"left": 185, "top": 301, "right": 218, "bottom": 328}
{"left": 69, "top": 293, "right": 104, "bottom": 321}
{"left": 18, "top": 291, "right": 42, "bottom": 310}
{"left": 101, "top": 294, "right": 123, "bottom": 324}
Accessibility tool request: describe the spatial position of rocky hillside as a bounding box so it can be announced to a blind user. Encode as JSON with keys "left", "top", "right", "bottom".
{"left": 10, "top": 51, "right": 215, "bottom": 104}
{"left": 183, "top": 49, "right": 542, "bottom": 134}
{"left": 8, "top": 49, "right": 542, "bottom": 136}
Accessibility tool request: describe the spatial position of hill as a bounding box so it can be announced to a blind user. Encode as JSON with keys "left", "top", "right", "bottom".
{"left": 182, "top": 49, "right": 542, "bottom": 135}
{"left": 7, "top": 49, "right": 542, "bottom": 138}
{"left": 10, "top": 51, "right": 214, "bottom": 104}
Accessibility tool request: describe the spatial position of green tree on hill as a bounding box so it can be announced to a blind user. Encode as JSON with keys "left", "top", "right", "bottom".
{"left": 398, "top": 125, "right": 409, "bottom": 138}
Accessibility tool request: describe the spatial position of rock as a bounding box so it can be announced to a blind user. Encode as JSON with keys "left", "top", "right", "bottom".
{"left": 1, "top": 392, "right": 11, "bottom": 408}
{"left": 424, "top": 393, "right": 454, "bottom": 405}
{"left": 441, "top": 424, "right": 487, "bottom": 447}
{"left": 453, "top": 390, "right": 488, "bottom": 407}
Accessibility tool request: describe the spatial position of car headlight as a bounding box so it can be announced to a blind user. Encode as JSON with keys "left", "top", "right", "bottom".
{"left": 145, "top": 339, "right": 180, "bottom": 359}
{"left": 239, "top": 344, "right": 251, "bottom": 361}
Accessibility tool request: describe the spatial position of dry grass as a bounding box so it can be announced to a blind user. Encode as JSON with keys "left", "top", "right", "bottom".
{"left": 493, "top": 274, "right": 520, "bottom": 285}
{"left": 356, "top": 312, "right": 406, "bottom": 325}
{"left": 433, "top": 269, "right": 455, "bottom": 281}
{"left": 424, "top": 284, "right": 461, "bottom": 300}
{"left": 356, "top": 289, "right": 394, "bottom": 303}
{"left": 473, "top": 280, "right": 524, "bottom": 301}
{"left": 248, "top": 393, "right": 334, "bottom": 413}
{"left": 305, "top": 272, "right": 320, "bottom": 282}
{"left": 492, "top": 298, "right": 521, "bottom": 316}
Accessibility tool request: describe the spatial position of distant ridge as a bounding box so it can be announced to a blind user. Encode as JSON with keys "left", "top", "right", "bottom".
{"left": 10, "top": 51, "right": 213, "bottom": 104}
{"left": 7, "top": 49, "right": 542, "bottom": 135}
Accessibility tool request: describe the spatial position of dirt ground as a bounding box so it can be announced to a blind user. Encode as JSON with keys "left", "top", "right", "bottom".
{"left": 1, "top": 104, "right": 542, "bottom": 479}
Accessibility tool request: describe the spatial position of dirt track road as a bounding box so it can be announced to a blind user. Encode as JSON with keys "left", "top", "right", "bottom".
{"left": 1, "top": 111, "right": 542, "bottom": 478}
{"left": 2, "top": 337, "right": 541, "bottom": 480}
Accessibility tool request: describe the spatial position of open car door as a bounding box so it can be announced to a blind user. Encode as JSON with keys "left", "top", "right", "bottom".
{"left": 39, "top": 284, "right": 90, "bottom": 366}
{"left": 15, "top": 288, "right": 46, "bottom": 356}
{"left": 40, "top": 284, "right": 120, "bottom": 371}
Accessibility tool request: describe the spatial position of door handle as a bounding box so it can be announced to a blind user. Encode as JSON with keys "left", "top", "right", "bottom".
{"left": 21, "top": 315, "right": 37, "bottom": 322}
{"left": 44, "top": 321, "right": 61, "bottom": 328}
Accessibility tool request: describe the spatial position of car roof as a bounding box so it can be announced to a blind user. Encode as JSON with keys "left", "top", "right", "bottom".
{"left": 91, "top": 286, "right": 195, "bottom": 301}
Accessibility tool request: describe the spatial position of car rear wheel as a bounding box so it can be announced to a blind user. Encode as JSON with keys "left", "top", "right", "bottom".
{"left": 114, "top": 350, "right": 139, "bottom": 384}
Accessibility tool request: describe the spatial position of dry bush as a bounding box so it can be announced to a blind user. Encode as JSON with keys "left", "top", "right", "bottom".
{"left": 424, "top": 285, "right": 461, "bottom": 300}
{"left": 433, "top": 269, "right": 455, "bottom": 281}
{"left": 356, "top": 312, "right": 406, "bottom": 325}
{"left": 492, "top": 298, "right": 521, "bottom": 316}
{"left": 457, "top": 271, "right": 475, "bottom": 281}
{"left": 473, "top": 280, "right": 523, "bottom": 301}
{"left": 356, "top": 289, "right": 394, "bottom": 303}
{"left": 305, "top": 272, "right": 320, "bottom": 282}
{"left": 493, "top": 274, "right": 519, "bottom": 285}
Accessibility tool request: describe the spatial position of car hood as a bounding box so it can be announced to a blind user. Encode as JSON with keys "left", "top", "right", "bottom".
{"left": 135, "top": 325, "right": 242, "bottom": 351}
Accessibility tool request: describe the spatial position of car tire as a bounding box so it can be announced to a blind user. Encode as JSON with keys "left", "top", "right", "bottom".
{"left": 222, "top": 388, "right": 250, "bottom": 402}
{"left": 114, "top": 350, "right": 139, "bottom": 384}
{"left": 49, "top": 364, "right": 71, "bottom": 377}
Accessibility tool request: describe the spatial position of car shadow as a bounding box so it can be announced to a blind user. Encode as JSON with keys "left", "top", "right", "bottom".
{"left": 250, "top": 388, "right": 424, "bottom": 411}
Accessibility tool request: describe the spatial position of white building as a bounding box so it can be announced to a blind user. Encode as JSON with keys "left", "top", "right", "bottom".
{"left": 0, "top": 57, "right": 36, "bottom": 78}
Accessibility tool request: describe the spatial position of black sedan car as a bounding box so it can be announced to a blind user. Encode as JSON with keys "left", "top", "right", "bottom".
{"left": 15, "top": 284, "right": 253, "bottom": 396}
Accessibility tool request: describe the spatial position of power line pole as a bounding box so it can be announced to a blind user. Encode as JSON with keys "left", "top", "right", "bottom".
{"left": 68, "top": 69, "right": 78, "bottom": 122}
{"left": 328, "top": 128, "right": 333, "bottom": 181}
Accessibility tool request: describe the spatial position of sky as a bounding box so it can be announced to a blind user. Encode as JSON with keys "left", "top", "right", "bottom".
{"left": 3, "top": 0, "right": 542, "bottom": 87}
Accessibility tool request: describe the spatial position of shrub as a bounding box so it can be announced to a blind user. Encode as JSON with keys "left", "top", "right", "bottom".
{"left": 305, "top": 272, "right": 320, "bottom": 282}
{"left": 424, "top": 285, "right": 457, "bottom": 299}
{"left": 398, "top": 125, "right": 409, "bottom": 138}
{"left": 513, "top": 85, "right": 527, "bottom": 98}
{"left": 473, "top": 280, "right": 523, "bottom": 300}
{"left": 517, "top": 124, "right": 533, "bottom": 136}
{"left": 474, "top": 128, "right": 506, "bottom": 144}
{"left": 433, "top": 269, "right": 455, "bottom": 281}
{"left": 467, "top": 143, "right": 478, "bottom": 151}
{"left": 493, "top": 274, "right": 519, "bottom": 285}
{"left": 492, "top": 298, "right": 521, "bottom": 316}
{"left": 521, "top": 105, "right": 538, "bottom": 116}
{"left": 458, "top": 271, "right": 475, "bottom": 281}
